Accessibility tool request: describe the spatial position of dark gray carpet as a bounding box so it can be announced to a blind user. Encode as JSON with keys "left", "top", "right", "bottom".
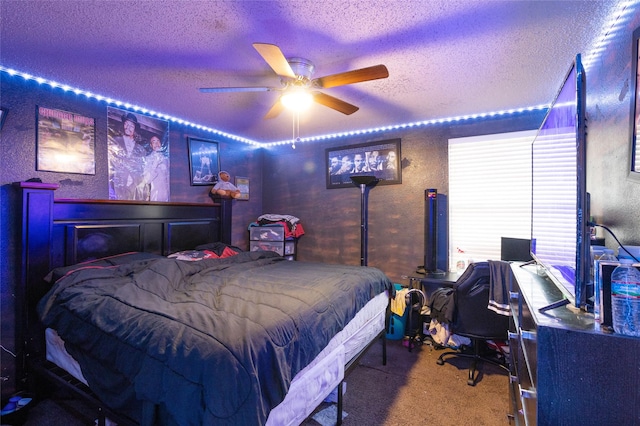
{"left": 11, "top": 338, "right": 511, "bottom": 426}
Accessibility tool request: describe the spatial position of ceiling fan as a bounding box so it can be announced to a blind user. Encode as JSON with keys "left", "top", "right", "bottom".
{"left": 199, "top": 43, "right": 389, "bottom": 119}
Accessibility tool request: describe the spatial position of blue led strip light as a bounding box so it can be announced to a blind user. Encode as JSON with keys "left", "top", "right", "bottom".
{"left": 0, "top": 66, "right": 260, "bottom": 146}
{"left": 1, "top": 64, "right": 548, "bottom": 147}
{"left": 263, "top": 105, "right": 549, "bottom": 147}
{"left": 1, "top": 2, "right": 634, "bottom": 148}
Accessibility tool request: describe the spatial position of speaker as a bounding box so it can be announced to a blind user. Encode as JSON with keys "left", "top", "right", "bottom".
{"left": 424, "top": 188, "right": 438, "bottom": 273}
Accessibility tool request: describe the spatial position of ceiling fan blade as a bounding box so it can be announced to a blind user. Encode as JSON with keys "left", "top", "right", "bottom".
{"left": 313, "top": 64, "right": 389, "bottom": 89}
{"left": 252, "top": 43, "right": 296, "bottom": 79}
{"left": 199, "top": 87, "right": 277, "bottom": 93}
{"left": 312, "top": 91, "right": 359, "bottom": 115}
{"left": 264, "top": 99, "right": 285, "bottom": 119}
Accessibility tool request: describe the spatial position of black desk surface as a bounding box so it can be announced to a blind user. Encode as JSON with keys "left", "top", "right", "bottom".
{"left": 419, "top": 271, "right": 459, "bottom": 285}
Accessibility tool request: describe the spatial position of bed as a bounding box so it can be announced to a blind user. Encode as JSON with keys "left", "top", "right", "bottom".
{"left": 16, "top": 182, "right": 393, "bottom": 426}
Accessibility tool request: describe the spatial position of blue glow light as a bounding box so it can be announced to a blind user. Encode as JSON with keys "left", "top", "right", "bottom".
{"left": 0, "top": 0, "right": 631, "bottom": 149}
{"left": 0, "top": 65, "right": 261, "bottom": 146}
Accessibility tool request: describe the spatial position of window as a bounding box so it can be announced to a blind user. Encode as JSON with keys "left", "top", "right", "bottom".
{"left": 448, "top": 130, "right": 536, "bottom": 271}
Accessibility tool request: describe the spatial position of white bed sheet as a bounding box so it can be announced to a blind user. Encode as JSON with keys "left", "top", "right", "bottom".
{"left": 45, "top": 290, "right": 389, "bottom": 426}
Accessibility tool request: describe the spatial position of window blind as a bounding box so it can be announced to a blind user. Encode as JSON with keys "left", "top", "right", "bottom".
{"left": 448, "top": 130, "right": 537, "bottom": 271}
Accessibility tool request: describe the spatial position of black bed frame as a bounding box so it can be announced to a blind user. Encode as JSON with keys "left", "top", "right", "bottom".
{"left": 16, "top": 181, "right": 386, "bottom": 425}
{"left": 16, "top": 181, "right": 232, "bottom": 424}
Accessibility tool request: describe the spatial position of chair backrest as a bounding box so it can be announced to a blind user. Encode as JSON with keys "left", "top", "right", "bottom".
{"left": 452, "top": 262, "right": 510, "bottom": 340}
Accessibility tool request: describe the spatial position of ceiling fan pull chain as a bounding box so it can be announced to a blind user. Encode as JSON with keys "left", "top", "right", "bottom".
{"left": 292, "top": 110, "right": 300, "bottom": 149}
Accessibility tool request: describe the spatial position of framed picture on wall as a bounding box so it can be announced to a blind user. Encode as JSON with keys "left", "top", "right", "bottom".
{"left": 325, "top": 138, "right": 401, "bottom": 189}
{"left": 188, "top": 137, "right": 220, "bottom": 185}
{"left": 36, "top": 106, "right": 96, "bottom": 175}
{"left": 107, "top": 107, "right": 170, "bottom": 201}
{"left": 235, "top": 176, "right": 250, "bottom": 200}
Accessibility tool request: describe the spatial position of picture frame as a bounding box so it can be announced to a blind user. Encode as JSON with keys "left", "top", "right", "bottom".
{"left": 629, "top": 26, "right": 640, "bottom": 178}
{"left": 36, "top": 106, "right": 96, "bottom": 175}
{"left": 0, "top": 107, "right": 7, "bottom": 131}
{"left": 235, "top": 176, "right": 250, "bottom": 200}
{"left": 107, "top": 107, "right": 170, "bottom": 201}
{"left": 325, "top": 138, "right": 401, "bottom": 189}
{"left": 188, "top": 137, "right": 220, "bottom": 185}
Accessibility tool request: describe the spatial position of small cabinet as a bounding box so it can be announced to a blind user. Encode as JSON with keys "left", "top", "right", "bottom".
{"left": 249, "top": 224, "right": 297, "bottom": 260}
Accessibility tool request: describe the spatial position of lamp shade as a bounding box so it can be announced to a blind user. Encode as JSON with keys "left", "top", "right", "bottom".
{"left": 350, "top": 175, "right": 378, "bottom": 186}
{"left": 281, "top": 90, "right": 313, "bottom": 111}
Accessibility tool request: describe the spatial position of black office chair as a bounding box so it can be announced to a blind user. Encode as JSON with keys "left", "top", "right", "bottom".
{"left": 424, "top": 261, "right": 510, "bottom": 386}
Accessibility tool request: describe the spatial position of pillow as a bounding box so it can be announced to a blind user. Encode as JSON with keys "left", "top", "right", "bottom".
{"left": 168, "top": 244, "right": 241, "bottom": 261}
{"left": 194, "top": 242, "right": 244, "bottom": 256}
{"left": 44, "top": 252, "right": 163, "bottom": 284}
{"left": 168, "top": 249, "right": 220, "bottom": 261}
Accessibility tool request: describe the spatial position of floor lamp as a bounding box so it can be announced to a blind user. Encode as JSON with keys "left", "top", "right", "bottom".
{"left": 350, "top": 175, "right": 378, "bottom": 266}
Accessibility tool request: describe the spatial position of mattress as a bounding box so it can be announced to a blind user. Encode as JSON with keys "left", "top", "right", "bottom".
{"left": 46, "top": 290, "right": 389, "bottom": 426}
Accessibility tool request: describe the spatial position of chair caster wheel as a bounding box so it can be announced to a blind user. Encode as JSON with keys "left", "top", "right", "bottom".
{"left": 436, "top": 358, "right": 444, "bottom": 365}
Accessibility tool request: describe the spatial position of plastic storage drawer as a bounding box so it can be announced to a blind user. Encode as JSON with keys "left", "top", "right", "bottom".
{"left": 250, "top": 241, "right": 284, "bottom": 256}
{"left": 249, "top": 226, "right": 285, "bottom": 242}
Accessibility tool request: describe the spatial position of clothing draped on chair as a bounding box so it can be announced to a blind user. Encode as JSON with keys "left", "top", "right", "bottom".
{"left": 428, "top": 287, "right": 470, "bottom": 348}
{"left": 487, "top": 260, "right": 514, "bottom": 316}
{"left": 426, "top": 261, "right": 511, "bottom": 386}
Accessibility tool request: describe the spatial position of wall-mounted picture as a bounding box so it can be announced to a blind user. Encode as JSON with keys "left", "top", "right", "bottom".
{"left": 107, "top": 107, "right": 170, "bottom": 201}
{"left": 188, "top": 137, "right": 220, "bottom": 185}
{"left": 235, "top": 177, "right": 250, "bottom": 200}
{"left": 326, "top": 138, "right": 402, "bottom": 189}
{"left": 36, "top": 106, "right": 95, "bottom": 174}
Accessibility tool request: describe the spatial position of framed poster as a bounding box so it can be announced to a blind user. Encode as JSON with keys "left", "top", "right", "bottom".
{"left": 325, "top": 138, "right": 401, "bottom": 189}
{"left": 188, "top": 137, "right": 220, "bottom": 185}
{"left": 107, "top": 107, "right": 170, "bottom": 201}
{"left": 235, "top": 177, "right": 250, "bottom": 200}
{"left": 36, "top": 106, "right": 95, "bottom": 174}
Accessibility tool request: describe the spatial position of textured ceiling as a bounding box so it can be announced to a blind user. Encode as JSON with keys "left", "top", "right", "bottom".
{"left": 0, "top": 0, "right": 633, "bottom": 143}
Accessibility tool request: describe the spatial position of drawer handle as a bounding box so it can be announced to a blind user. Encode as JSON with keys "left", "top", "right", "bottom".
{"left": 519, "top": 386, "right": 536, "bottom": 399}
{"left": 520, "top": 329, "right": 536, "bottom": 341}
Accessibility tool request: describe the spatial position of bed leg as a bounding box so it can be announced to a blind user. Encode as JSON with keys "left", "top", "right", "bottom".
{"left": 336, "top": 381, "right": 344, "bottom": 426}
{"left": 96, "top": 408, "right": 106, "bottom": 426}
{"left": 382, "top": 332, "right": 387, "bottom": 366}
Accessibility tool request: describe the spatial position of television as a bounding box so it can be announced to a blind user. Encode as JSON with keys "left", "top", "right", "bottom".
{"left": 530, "top": 54, "right": 590, "bottom": 310}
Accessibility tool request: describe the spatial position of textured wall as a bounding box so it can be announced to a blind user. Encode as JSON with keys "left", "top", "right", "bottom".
{"left": 586, "top": 12, "right": 640, "bottom": 247}
{"left": 261, "top": 113, "right": 544, "bottom": 284}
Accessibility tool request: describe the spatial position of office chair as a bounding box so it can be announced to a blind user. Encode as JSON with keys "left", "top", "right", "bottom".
{"left": 424, "top": 261, "right": 511, "bottom": 386}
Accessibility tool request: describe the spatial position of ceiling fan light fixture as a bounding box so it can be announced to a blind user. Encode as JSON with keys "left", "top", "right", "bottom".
{"left": 281, "top": 89, "right": 313, "bottom": 111}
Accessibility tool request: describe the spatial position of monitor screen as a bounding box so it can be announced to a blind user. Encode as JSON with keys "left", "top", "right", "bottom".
{"left": 530, "top": 54, "right": 589, "bottom": 308}
{"left": 501, "top": 237, "right": 533, "bottom": 262}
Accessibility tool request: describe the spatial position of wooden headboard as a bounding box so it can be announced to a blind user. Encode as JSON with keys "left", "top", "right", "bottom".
{"left": 15, "top": 181, "right": 232, "bottom": 382}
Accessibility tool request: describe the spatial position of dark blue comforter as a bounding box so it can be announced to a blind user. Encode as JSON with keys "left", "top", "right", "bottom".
{"left": 38, "top": 250, "right": 392, "bottom": 425}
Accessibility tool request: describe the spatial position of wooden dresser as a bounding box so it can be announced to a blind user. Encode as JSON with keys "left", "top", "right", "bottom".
{"left": 509, "top": 263, "right": 640, "bottom": 425}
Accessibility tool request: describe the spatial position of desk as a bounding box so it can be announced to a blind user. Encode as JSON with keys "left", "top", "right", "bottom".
{"left": 419, "top": 272, "right": 459, "bottom": 300}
